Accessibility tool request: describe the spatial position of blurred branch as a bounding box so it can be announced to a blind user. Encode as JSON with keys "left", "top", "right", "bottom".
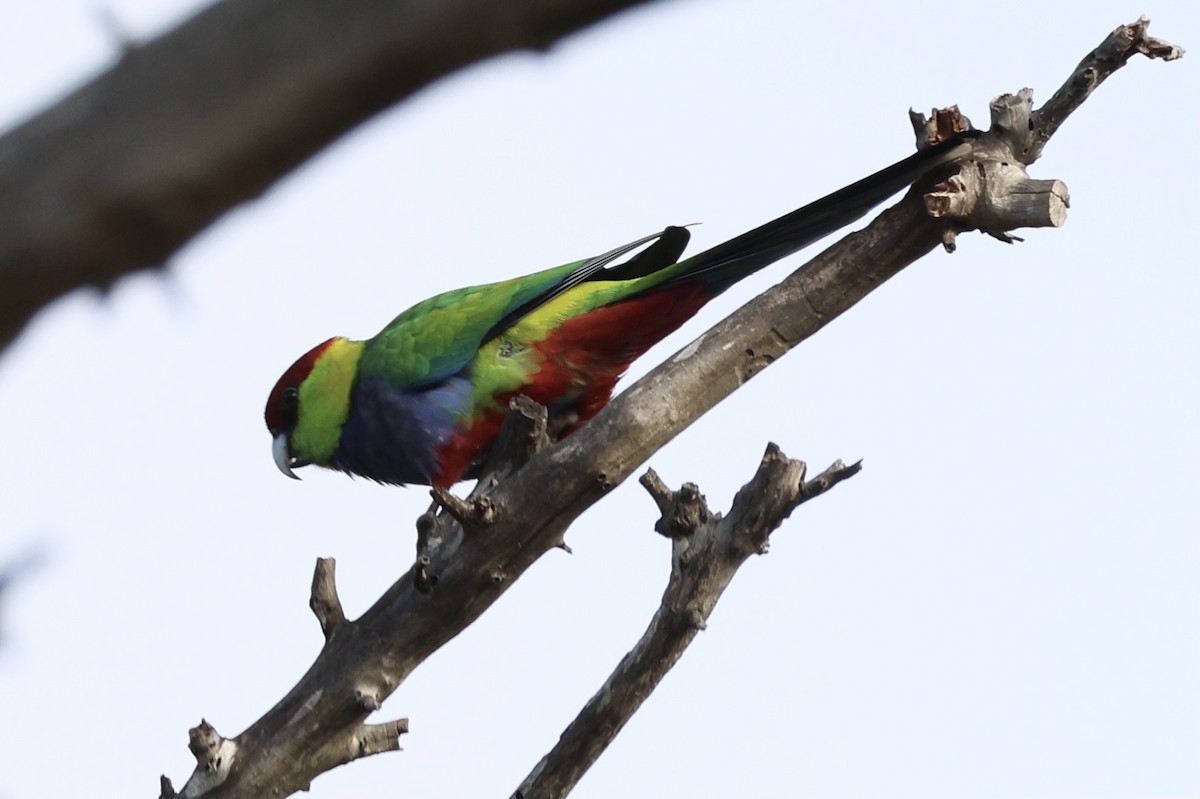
{"left": 0, "top": 544, "right": 46, "bottom": 644}
{"left": 151, "top": 17, "right": 1181, "bottom": 799}
{"left": 0, "top": 0, "right": 664, "bottom": 354}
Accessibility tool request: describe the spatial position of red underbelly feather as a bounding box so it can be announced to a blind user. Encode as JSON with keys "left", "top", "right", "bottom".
{"left": 434, "top": 284, "right": 710, "bottom": 486}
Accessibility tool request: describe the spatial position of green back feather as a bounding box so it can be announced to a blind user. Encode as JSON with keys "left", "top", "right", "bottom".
{"left": 357, "top": 260, "right": 585, "bottom": 388}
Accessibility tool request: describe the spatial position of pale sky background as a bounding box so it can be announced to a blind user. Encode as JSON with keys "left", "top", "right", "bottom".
{"left": 0, "top": 1, "right": 1197, "bottom": 797}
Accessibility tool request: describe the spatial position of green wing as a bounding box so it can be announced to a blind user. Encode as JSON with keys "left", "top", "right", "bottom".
{"left": 357, "top": 262, "right": 580, "bottom": 389}
{"left": 356, "top": 228, "right": 685, "bottom": 389}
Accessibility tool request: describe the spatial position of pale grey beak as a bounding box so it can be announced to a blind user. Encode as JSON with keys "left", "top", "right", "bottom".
{"left": 272, "top": 433, "right": 301, "bottom": 480}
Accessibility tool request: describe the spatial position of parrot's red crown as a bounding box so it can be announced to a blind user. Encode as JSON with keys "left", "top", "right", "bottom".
{"left": 265, "top": 337, "right": 339, "bottom": 433}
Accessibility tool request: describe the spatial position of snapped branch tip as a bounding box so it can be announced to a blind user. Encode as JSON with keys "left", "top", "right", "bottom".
{"left": 310, "top": 557, "right": 347, "bottom": 641}
{"left": 355, "top": 718, "right": 410, "bottom": 759}
{"left": 430, "top": 487, "right": 496, "bottom": 527}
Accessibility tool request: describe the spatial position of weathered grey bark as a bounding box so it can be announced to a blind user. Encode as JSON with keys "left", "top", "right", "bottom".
{"left": 0, "top": 0, "right": 664, "bottom": 354}
{"left": 505, "top": 21, "right": 1182, "bottom": 798}
{"left": 513, "top": 450, "right": 862, "bottom": 799}
{"left": 149, "top": 17, "right": 1181, "bottom": 799}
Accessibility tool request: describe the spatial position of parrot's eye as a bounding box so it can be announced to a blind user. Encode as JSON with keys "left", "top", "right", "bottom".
{"left": 280, "top": 386, "right": 300, "bottom": 422}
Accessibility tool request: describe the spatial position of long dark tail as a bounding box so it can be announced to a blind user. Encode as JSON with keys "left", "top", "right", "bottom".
{"left": 666, "top": 131, "right": 978, "bottom": 294}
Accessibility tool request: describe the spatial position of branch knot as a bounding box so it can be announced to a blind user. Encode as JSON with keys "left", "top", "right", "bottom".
{"left": 640, "top": 469, "right": 713, "bottom": 539}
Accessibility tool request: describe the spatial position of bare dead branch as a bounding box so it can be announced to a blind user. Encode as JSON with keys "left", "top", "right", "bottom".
{"left": 795, "top": 458, "right": 863, "bottom": 502}
{"left": 418, "top": 397, "right": 548, "bottom": 573}
{"left": 309, "top": 558, "right": 347, "bottom": 642}
{"left": 909, "top": 105, "right": 976, "bottom": 148}
{"left": 167, "top": 149, "right": 973, "bottom": 796}
{"left": 512, "top": 444, "right": 851, "bottom": 799}
{"left": 1027, "top": 17, "right": 1184, "bottom": 162}
{"left": 429, "top": 488, "right": 497, "bottom": 528}
{"left": 417, "top": 396, "right": 551, "bottom": 581}
{"left": 354, "top": 719, "right": 410, "bottom": 758}
{"left": 0, "top": 0, "right": 666, "bottom": 354}
{"left": 509, "top": 19, "right": 1180, "bottom": 798}
{"left": 159, "top": 18, "right": 1182, "bottom": 799}
{"left": 914, "top": 18, "right": 1181, "bottom": 248}
{"left": 640, "top": 475, "right": 709, "bottom": 539}
{"left": 638, "top": 468, "right": 675, "bottom": 516}
{"left": 914, "top": 93, "right": 1069, "bottom": 250}
{"left": 179, "top": 720, "right": 237, "bottom": 797}
{"left": 476, "top": 396, "right": 553, "bottom": 488}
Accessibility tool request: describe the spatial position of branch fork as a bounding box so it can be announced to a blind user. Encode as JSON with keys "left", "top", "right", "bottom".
{"left": 912, "top": 99, "right": 1068, "bottom": 250}
{"left": 160, "top": 720, "right": 238, "bottom": 798}
{"left": 157, "top": 18, "right": 1182, "bottom": 798}
{"left": 917, "top": 17, "right": 1183, "bottom": 251}
{"left": 410, "top": 396, "right": 552, "bottom": 594}
{"left": 640, "top": 470, "right": 711, "bottom": 540}
{"left": 513, "top": 443, "right": 859, "bottom": 799}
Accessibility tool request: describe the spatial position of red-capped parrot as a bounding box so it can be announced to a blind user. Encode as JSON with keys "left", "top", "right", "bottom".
{"left": 266, "top": 134, "right": 974, "bottom": 487}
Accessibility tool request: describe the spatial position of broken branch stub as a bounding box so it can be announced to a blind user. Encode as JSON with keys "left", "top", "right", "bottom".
{"left": 915, "top": 92, "right": 1070, "bottom": 249}
{"left": 310, "top": 557, "right": 347, "bottom": 642}
{"left": 177, "top": 720, "right": 237, "bottom": 797}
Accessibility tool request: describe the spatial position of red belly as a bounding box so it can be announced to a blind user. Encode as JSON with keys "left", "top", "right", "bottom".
{"left": 434, "top": 284, "right": 711, "bottom": 486}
